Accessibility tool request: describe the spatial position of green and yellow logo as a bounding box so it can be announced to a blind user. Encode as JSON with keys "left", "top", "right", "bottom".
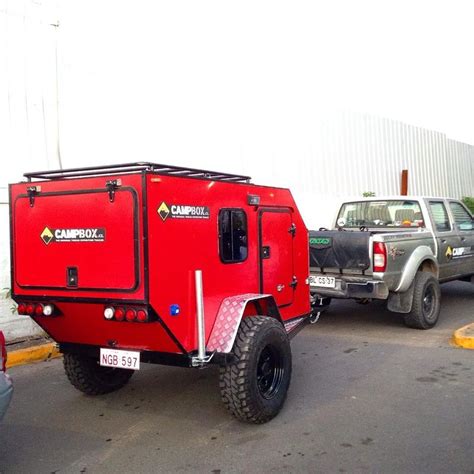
{"left": 40, "top": 227, "right": 54, "bottom": 245}
{"left": 157, "top": 202, "right": 170, "bottom": 221}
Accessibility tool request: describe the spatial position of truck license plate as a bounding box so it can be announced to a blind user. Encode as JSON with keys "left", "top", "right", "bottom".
{"left": 100, "top": 348, "right": 140, "bottom": 370}
{"left": 309, "top": 276, "right": 336, "bottom": 288}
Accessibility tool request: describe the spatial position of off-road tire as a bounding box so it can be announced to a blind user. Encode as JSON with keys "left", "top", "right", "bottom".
{"left": 63, "top": 353, "right": 134, "bottom": 395}
{"left": 219, "top": 316, "right": 292, "bottom": 424}
{"left": 403, "top": 272, "right": 441, "bottom": 329}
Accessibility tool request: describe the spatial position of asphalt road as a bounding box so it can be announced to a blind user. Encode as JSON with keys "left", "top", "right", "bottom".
{"left": 1, "top": 281, "right": 473, "bottom": 473}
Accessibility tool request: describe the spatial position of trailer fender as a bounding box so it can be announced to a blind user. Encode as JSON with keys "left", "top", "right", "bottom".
{"left": 207, "top": 294, "right": 280, "bottom": 353}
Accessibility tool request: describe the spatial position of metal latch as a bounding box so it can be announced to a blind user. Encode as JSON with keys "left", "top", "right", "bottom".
{"left": 290, "top": 276, "right": 298, "bottom": 289}
{"left": 106, "top": 179, "right": 122, "bottom": 203}
{"left": 27, "top": 185, "right": 41, "bottom": 207}
{"left": 288, "top": 223, "right": 296, "bottom": 236}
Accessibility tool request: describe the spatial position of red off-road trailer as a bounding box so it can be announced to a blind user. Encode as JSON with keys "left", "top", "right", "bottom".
{"left": 10, "top": 162, "right": 319, "bottom": 423}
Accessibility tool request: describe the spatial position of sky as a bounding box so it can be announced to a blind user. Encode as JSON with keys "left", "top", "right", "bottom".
{"left": 59, "top": 0, "right": 474, "bottom": 162}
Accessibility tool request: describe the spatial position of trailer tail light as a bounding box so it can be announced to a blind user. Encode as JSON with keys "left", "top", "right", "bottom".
{"left": 17, "top": 302, "right": 58, "bottom": 316}
{"left": 104, "top": 307, "right": 115, "bottom": 320}
{"left": 125, "top": 309, "right": 136, "bottom": 322}
{"left": 373, "top": 242, "right": 387, "bottom": 272}
{"left": 103, "top": 306, "right": 151, "bottom": 323}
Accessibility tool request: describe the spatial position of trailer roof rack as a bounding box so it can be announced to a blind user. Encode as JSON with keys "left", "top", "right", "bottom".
{"left": 24, "top": 162, "right": 252, "bottom": 183}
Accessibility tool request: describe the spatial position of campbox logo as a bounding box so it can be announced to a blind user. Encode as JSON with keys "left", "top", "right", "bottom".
{"left": 40, "top": 227, "right": 106, "bottom": 245}
{"left": 157, "top": 202, "right": 210, "bottom": 221}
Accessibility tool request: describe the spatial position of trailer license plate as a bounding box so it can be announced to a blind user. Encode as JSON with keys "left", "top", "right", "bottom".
{"left": 309, "top": 276, "right": 336, "bottom": 288}
{"left": 100, "top": 348, "right": 140, "bottom": 370}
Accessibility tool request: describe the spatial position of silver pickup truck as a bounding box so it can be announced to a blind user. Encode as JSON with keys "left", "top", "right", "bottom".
{"left": 309, "top": 196, "right": 474, "bottom": 329}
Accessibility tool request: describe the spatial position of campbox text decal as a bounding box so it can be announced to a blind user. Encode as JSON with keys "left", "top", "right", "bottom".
{"left": 157, "top": 202, "right": 210, "bottom": 221}
{"left": 40, "top": 226, "right": 106, "bottom": 245}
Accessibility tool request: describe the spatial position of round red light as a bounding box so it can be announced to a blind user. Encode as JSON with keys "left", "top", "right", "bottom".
{"left": 125, "top": 309, "right": 136, "bottom": 322}
{"left": 35, "top": 304, "right": 44, "bottom": 316}
{"left": 26, "top": 304, "right": 35, "bottom": 315}
{"left": 18, "top": 303, "right": 26, "bottom": 314}
{"left": 136, "top": 310, "right": 147, "bottom": 322}
{"left": 115, "top": 308, "right": 125, "bottom": 321}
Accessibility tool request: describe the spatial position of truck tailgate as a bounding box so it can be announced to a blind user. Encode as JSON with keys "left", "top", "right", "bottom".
{"left": 12, "top": 185, "right": 140, "bottom": 294}
{"left": 309, "top": 230, "right": 371, "bottom": 271}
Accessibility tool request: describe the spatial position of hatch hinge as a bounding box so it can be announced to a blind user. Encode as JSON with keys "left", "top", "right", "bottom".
{"left": 106, "top": 179, "right": 122, "bottom": 203}
{"left": 27, "top": 185, "right": 41, "bottom": 207}
{"left": 288, "top": 223, "right": 296, "bottom": 236}
{"left": 290, "top": 275, "right": 298, "bottom": 289}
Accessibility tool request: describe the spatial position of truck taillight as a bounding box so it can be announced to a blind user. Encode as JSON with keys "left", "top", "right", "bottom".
{"left": 26, "top": 304, "right": 35, "bottom": 315}
{"left": 136, "top": 310, "right": 147, "bottom": 322}
{"left": 35, "top": 304, "right": 44, "bottom": 316}
{"left": 17, "top": 303, "right": 26, "bottom": 314}
{"left": 373, "top": 242, "right": 387, "bottom": 272}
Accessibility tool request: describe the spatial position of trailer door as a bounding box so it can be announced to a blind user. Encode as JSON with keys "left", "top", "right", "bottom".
{"left": 259, "top": 209, "right": 294, "bottom": 307}
{"left": 13, "top": 188, "right": 139, "bottom": 293}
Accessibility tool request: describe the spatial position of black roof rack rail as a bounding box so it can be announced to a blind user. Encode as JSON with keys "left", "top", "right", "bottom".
{"left": 23, "top": 162, "right": 252, "bottom": 183}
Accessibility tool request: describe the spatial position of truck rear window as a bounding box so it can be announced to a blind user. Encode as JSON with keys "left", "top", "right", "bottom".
{"left": 338, "top": 200, "right": 424, "bottom": 228}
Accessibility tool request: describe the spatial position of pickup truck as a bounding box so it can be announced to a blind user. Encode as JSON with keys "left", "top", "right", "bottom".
{"left": 309, "top": 196, "right": 474, "bottom": 329}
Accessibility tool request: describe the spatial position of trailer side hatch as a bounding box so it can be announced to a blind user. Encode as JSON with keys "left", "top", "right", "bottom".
{"left": 13, "top": 188, "right": 139, "bottom": 292}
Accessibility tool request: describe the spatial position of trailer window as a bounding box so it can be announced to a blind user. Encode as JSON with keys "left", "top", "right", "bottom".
{"left": 219, "top": 209, "right": 248, "bottom": 263}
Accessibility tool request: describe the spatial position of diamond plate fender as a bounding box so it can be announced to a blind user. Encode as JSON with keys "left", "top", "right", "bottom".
{"left": 207, "top": 293, "right": 280, "bottom": 353}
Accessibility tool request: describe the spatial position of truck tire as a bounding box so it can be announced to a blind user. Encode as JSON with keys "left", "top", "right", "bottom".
{"left": 403, "top": 272, "right": 441, "bottom": 329}
{"left": 63, "top": 353, "right": 134, "bottom": 395}
{"left": 219, "top": 316, "right": 292, "bottom": 424}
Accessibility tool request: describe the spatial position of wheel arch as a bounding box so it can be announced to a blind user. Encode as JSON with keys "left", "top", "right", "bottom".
{"left": 395, "top": 246, "right": 439, "bottom": 293}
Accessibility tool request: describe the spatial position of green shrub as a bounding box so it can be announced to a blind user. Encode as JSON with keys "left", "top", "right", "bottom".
{"left": 462, "top": 197, "right": 474, "bottom": 214}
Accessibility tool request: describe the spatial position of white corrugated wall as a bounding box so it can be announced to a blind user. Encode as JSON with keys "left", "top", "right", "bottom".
{"left": 0, "top": 0, "right": 60, "bottom": 340}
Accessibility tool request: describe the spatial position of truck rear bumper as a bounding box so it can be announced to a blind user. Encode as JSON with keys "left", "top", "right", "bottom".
{"left": 311, "top": 279, "right": 389, "bottom": 300}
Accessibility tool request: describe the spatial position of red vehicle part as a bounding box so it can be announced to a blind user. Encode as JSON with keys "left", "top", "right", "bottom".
{"left": 10, "top": 163, "right": 313, "bottom": 423}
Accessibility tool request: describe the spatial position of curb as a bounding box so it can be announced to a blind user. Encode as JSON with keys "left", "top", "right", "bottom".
{"left": 452, "top": 323, "right": 474, "bottom": 350}
{"left": 6, "top": 343, "right": 62, "bottom": 369}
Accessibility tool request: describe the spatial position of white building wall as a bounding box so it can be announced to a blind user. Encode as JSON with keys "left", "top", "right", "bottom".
{"left": 0, "top": 0, "right": 60, "bottom": 340}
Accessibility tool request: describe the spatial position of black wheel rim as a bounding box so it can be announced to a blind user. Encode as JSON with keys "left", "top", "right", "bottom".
{"left": 423, "top": 284, "right": 436, "bottom": 321}
{"left": 257, "top": 344, "right": 285, "bottom": 400}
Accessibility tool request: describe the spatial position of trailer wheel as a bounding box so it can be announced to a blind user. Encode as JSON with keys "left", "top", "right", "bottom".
{"left": 219, "top": 316, "right": 292, "bottom": 424}
{"left": 403, "top": 272, "right": 441, "bottom": 329}
{"left": 63, "top": 353, "right": 134, "bottom": 395}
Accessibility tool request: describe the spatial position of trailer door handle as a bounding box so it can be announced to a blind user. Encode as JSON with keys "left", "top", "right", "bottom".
{"left": 277, "top": 284, "right": 285, "bottom": 292}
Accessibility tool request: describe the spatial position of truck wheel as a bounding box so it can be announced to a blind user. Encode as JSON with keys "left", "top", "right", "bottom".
{"left": 403, "top": 272, "right": 441, "bottom": 329}
{"left": 219, "top": 316, "right": 292, "bottom": 424}
{"left": 63, "top": 353, "right": 134, "bottom": 395}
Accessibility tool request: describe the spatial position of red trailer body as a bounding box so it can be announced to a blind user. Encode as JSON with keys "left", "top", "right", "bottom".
{"left": 10, "top": 163, "right": 314, "bottom": 423}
